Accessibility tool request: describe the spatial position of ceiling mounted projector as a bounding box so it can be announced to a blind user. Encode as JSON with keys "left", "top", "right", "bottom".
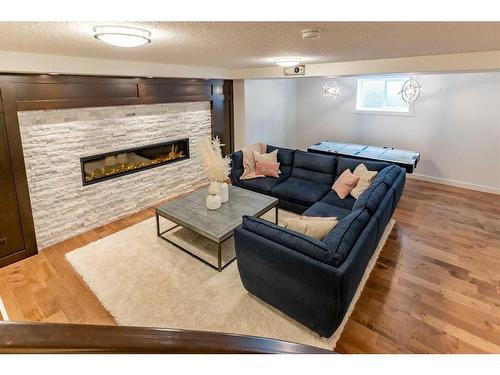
{"left": 302, "top": 29, "right": 321, "bottom": 40}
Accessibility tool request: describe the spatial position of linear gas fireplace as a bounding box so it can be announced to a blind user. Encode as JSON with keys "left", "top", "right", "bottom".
{"left": 80, "top": 138, "right": 189, "bottom": 185}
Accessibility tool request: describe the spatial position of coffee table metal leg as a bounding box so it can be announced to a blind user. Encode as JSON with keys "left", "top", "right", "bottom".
{"left": 156, "top": 218, "right": 236, "bottom": 272}
{"left": 156, "top": 213, "right": 160, "bottom": 236}
{"left": 218, "top": 242, "right": 222, "bottom": 272}
{"left": 275, "top": 205, "right": 278, "bottom": 224}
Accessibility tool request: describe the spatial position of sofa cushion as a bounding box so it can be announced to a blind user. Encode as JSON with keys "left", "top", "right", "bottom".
{"left": 239, "top": 176, "right": 283, "bottom": 195}
{"left": 271, "top": 177, "right": 331, "bottom": 206}
{"left": 373, "top": 165, "right": 401, "bottom": 187}
{"left": 267, "top": 145, "right": 294, "bottom": 179}
{"left": 352, "top": 181, "right": 387, "bottom": 214}
{"left": 233, "top": 168, "right": 244, "bottom": 182}
{"left": 320, "top": 191, "right": 356, "bottom": 210}
{"left": 335, "top": 156, "right": 390, "bottom": 179}
{"left": 267, "top": 145, "right": 294, "bottom": 166}
{"left": 372, "top": 191, "right": 394, "bottom": 243}
{"left": 323, "top": 209, "right": 371, "bottom": 267}
{"left": 291, "top": 150, "right": 337, "bottom": 185}
{"left": 303, "top": 202, "right": 352, "bottom": 220}
{"left": 241, "top": 215, "right": 332, "bottom": 263}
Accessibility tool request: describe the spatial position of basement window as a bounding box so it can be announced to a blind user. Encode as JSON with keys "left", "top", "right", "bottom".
{"left": 355, "top": 76, "right": 412, "bottom": 116}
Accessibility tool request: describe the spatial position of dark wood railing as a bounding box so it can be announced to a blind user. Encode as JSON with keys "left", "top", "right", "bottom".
{"left": 0, "top": 321, "right": 332, "bottom": 354}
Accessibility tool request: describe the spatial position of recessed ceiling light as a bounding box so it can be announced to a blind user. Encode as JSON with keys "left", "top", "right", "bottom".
{"left": 93, "top": 25, "right": 151, "bottom": 48}
{"left": 48, "top": 72, "right": 59, "bottom": 75}
{"left": 274, "top": 57, "right": 302, "bottom": 67}
{"left": 302, "top": 29, "right": 321, "bottom": 40}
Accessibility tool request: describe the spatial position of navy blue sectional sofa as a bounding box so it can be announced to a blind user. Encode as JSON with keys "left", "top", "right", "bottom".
{"left": 230, "top": 145, "right": 406, "bottom": 337}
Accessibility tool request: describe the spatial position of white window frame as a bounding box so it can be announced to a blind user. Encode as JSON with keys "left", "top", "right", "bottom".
{"left": 354, "top": 75, "right": 414, "bottom": 117}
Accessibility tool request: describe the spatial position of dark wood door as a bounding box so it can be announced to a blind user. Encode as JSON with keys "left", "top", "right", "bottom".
{"left": 0, "top": 113, "right": 25, "bottom": 257}
{"left": 211, "top": 98, "right": 233, "bottom": 155}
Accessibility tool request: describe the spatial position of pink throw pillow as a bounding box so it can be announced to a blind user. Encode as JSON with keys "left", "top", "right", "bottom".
{"left": 255, "top": 161, "right": 281, "bottom": 178}
{"left": 332, "top": 169, "right": 360, "bottom": 199}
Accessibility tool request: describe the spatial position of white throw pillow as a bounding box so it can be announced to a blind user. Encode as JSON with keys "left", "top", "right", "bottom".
{"left": 253, "top": 149, "right": 278, "bottom": 164}
{"left": 282, "top": 216, "right": 338, "bottom": 240}
{"left": 350, "top": 164, "right": 378, "bottom": 199}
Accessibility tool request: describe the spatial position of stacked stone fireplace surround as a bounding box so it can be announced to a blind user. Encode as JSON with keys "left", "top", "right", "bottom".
{"left": 18, "top": 102, "right": 211, "bottom": 249}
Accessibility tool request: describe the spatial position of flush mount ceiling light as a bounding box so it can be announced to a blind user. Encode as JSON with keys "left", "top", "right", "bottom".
{"left": 274, "top": 57, "right": 302, "bottom": 67}
{"left": 93, "top": 25, "right": 151, "bottom": 47}
{"left": 322, "top": 80, "right": 342, "bottom": 101}
{"left": 399, "top": 77, "right": 422, "bottom": 103}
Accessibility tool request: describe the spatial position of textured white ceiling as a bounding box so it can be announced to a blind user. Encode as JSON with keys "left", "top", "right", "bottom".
{"left": 1, "top": 22, "right": 500, "bottom": 69}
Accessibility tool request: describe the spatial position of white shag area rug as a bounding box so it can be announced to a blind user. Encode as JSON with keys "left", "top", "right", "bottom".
{"left": 66, "top": 209, "right": 395, "bottom": 350}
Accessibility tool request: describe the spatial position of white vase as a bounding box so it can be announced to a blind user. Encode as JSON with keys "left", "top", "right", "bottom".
{"left": 206, "top": 182, "right": 221, "bottom": 210}
{"left": 208, "top": 181, "right": 220, "bottom": 195}
{"left": 218, "top": 181, "right": 229, "bottom": 203}
{"left": 206, "top": 193, "right": 221, "bottom": 210}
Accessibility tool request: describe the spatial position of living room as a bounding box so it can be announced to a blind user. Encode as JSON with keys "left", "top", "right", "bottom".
{"left": 1, "top": 1, "right": 500, "bottom": 372}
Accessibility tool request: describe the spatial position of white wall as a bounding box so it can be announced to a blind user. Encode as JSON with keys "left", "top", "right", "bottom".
{"left": 238, "top": 72, "right": 500, "bottom": 193}
{"left": 236, "top": 79, "right": 298, "bottom": 149}
{"left": 232, "top": 80, "right": 246, "bottom": 151}
{"left": 0, "top": 50, "right": 231, "bottom": 78}
{"left": 296, "top": 73, "right": 500, "bottom": 192}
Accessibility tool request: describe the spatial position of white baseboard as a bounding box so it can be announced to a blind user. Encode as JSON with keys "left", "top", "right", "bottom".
{"left": 0, "top": 296, "right": 9, "bottom": 321}
{"left": 408, "top": 173, "right": 500, "bottom": 195}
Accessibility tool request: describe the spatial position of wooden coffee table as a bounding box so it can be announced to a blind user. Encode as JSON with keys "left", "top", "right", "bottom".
{"left": 155, "top": 185, "right": 278, "bottom": 271}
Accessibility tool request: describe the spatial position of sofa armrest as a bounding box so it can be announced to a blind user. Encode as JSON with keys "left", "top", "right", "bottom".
{"left": 389, "top": 168, "right": 406, "bottom": 216}
{"left": 231, "top": 151, "right": 243, "bottom": 170}
{"left": 230, "top": 151, "right": 244, "bottom": 184}
{"left": 234, "top": 218, "right": 343, "bottom": 337}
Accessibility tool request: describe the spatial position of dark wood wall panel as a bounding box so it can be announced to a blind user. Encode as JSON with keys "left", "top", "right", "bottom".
{"left": 13, "top": 83, "right": 139, "bottom": 101}
{"left": 16, "top": 97, "right": 142, "bottom": 111}
{"left": 0, "top": 85, "right": 38, "bottom": 268}
{"left": 0, "top": 113, "right": 25, "bottom": 260}
{"left": 0, "top": 74, "right": 234, "bottom": 267}
{"left": 211, "top": 98, "right": 233, "bottom": 155}
{"left": 141, "top": 83, "right": 212, "bottom": 98}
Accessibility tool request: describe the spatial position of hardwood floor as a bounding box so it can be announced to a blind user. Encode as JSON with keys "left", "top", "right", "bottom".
{"left": 0, "top": 208, "right": 155, "bottom": 326}
{"left": 0, "top": 178, "right": 499, "bottom": 352}
{"left": 336, "top": 178, "right": 500, "bottom": 353}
